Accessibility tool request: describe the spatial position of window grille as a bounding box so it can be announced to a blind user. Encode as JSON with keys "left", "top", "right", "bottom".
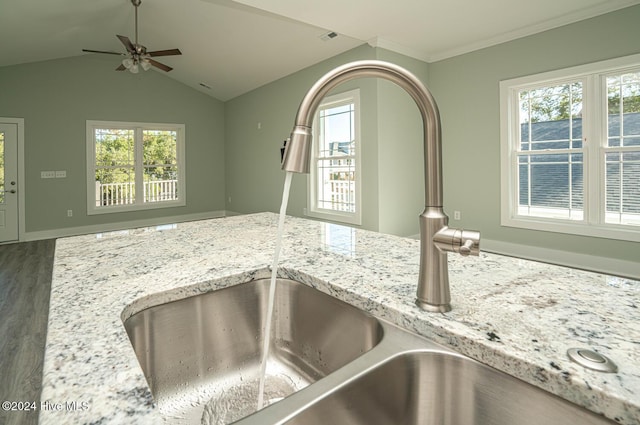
{"left": 308, "top": 90, "right": 361, "bottom": 225}
{"left": 500, "top": 54, "right": 640, "bottom": 241}
{"left": 87, "top": 121, "right": 185, "bottom": 215}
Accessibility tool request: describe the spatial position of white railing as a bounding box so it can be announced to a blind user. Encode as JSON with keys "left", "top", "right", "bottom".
{"left": 326, "top": 179, "right": 355, "bottom": 212}
{"left": 96, "top": 180, "right": 178, "bottom": 206}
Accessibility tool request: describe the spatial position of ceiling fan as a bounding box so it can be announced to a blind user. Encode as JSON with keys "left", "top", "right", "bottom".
{"left": 82, "top": 0, "right": 181, "bottom": 73}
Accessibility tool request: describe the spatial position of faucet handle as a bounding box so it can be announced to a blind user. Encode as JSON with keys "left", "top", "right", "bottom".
{"left": 433, "top": 227, "right": 480, "bottom": 256}
{"left": 459, "top": 238, "right": 475, "bottom": 256}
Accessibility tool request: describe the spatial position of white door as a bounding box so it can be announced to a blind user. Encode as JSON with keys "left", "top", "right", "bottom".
{"left": 0, "top": 123, "right": 19, "bottom": 242}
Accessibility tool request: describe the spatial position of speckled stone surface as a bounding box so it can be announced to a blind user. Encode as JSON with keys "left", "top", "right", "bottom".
{"left": 40, "top": 213, "right": 640, "bottom": 424}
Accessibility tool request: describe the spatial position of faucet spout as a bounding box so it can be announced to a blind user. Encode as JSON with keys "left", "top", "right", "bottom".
{"left": 281, "top": 60, "right": 480, "bottom": 312}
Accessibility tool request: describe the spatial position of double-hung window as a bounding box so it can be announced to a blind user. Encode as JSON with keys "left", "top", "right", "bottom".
{"left": 307, "top": 89, "right": 361, "bottom": 225}
{"left": 500, "top": 54, "right": 640, "bottom": 242}
{"left": 86, "top": 120, "right": 185, "bottom": 214}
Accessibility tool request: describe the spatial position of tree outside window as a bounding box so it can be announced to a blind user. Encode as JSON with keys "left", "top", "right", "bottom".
{"left": 87, "top": 121, "right": 185, "bottom": 214}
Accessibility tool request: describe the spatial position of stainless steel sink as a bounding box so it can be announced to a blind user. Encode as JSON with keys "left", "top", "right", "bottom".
{"left": 123, "top": 278, "right": 383, "bottom": 423}
{"left": 235, "top": 320, "right": 616, "bottom": 425}
{"left": 284, "top": 350, "right": 616, "bottom": 425}
{"left": 124, "top": 277, "right": 616, "bottom": 425}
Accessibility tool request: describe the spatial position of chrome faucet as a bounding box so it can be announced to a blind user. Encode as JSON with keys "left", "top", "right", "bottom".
{"left": 281, "top": 60, "right": 480, "bottom": 312}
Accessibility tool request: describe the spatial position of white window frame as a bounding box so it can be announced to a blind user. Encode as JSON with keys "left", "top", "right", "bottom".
{"left": 306, "top": 89, "right": 361, "bottom": 225}
{"left": 500, "top": 53, "right": 640, "bottom": 242}
{"left": 86, "top": 120, "right": 186, "bottom": 215}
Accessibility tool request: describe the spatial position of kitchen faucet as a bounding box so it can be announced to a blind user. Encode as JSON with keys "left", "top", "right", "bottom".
{"left": 281, "top": 60, "right": 480, "bottom": 312}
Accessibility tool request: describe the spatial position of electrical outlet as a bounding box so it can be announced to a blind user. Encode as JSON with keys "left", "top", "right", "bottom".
{"left": 67, "top": 210, "right": 73, "bottom": 217}
{"left": 454, "top": 211, "right": 461, "bottom": 220}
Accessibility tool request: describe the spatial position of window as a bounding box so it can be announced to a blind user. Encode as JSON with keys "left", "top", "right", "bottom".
{"left": 86, "top": 121, "right": 185, "bottom": 214}
{"left": 307, "top": 89, "right": 361, "bottom": 225}
{"left": 500, "top": 54, "right": 640, "bottom": 242}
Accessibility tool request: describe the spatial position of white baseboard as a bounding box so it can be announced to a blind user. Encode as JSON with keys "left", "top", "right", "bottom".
{"left": 394, "top": 234, "right": 637, "bottom": 279}
{"left": 22, "top": 210, "right": 228, "bottom": 242}
{"left": 481, "top": 238, "right": 639, "bottom": 280}
{"left": 223, "top": 210, "right": 245, "bottom": 217}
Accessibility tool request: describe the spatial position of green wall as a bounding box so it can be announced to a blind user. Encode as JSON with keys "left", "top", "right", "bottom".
{"left": 225, "top": 44, "right": 380, "bottom": 229}
{"left": 1, "top": 4, "right": 638, "bottom": 270}
{"left": 224, "top": 4, "right": 640, "bottom": 269}
{"left": 375, "top": 49, "right": 429, "bottom": 236}
{"left": 427, "top": 5, "right": 640, "bottom": 263}
{"left": 224, "top": 44, "right": 431, "bottom": 236}
{"left": 0, "top": 54, "right": 225, "bottom": 234}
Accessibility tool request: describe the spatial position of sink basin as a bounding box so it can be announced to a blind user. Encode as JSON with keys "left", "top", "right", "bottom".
{"left": 124, "top": 278, "right": 616, "bottom": 425}
{"left": 285, "top": 351, "right": 616, "bottom": 425}
{"left": 123, "top": 278, "right": 383, "bottom": 423}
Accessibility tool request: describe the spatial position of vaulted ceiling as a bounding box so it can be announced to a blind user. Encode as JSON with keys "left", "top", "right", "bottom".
{"left": 1, "top": 0, "right": 638, "bottom": 101}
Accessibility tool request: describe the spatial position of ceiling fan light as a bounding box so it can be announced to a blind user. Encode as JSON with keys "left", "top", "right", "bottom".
{"left": 140, "top": 60, "right": 151, "bottom": 71}
{"left": 122, "top": 58, "right": 134, "bottom": 69}
{"left": 130, "top": 63, "right": 140, "bottom": 74}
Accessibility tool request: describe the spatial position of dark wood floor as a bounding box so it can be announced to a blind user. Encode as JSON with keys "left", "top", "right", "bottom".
{"left": 0, "top": 240, "right": 55, "bottom": 425}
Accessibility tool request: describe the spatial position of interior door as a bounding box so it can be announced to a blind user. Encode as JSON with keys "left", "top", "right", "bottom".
{"left": 0, "top": 123, "right": 19, "bottom": 242}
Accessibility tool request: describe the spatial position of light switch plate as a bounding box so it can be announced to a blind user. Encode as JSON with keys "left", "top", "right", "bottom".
{"left": 55, "top": 170, "right": 66, "bottom": 178}
{"left": 41, "top": 171, "right": 55, "bottom": 179}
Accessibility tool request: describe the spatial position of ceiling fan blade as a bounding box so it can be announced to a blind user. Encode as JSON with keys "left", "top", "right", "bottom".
{"left": 82, "top": 49, "right": 125, "bottom": 56}
{"left": 116, "top": 64, "right": 126, "bottom": 71}
{"left": 147, "top": 49, "right": 182, "bottom": 57}
{"left": 147, "top": 59, "right": 173, "bottom": 72}
{"left": 116, "top": 35, "right": 136, "bottom": 53}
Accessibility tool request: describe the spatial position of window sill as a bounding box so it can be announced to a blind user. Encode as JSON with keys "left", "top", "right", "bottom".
{"left": 501, "top": 214, "right": 640, "bottom": 243}
{"left": 304, "top": 208, "right": 361, "bottom": 226}
{"left": 87, "top": 199, "right": 186, "bottom": 215}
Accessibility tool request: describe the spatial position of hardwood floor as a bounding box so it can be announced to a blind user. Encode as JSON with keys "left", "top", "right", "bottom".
{"left": 0, "top": 240, "right": 55, "bottom": 425}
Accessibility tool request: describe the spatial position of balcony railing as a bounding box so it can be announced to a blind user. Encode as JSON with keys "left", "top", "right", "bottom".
{"left": 96, "top": 180, "right": 178, "bottom": 206}
{"left": 322, "top": 179, "right": 355, "bottom": 212}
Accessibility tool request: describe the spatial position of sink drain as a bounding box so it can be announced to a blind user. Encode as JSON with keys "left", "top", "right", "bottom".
{"left": 567, "top": 348, "right": 618, "bottom": 373}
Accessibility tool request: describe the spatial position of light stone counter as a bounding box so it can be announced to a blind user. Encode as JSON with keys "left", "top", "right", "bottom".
{"left": 40, "top": 213, "right": 640, "bottom": 424}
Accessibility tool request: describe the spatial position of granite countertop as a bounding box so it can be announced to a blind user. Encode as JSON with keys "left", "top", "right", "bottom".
{"left": 40, "top": 213, "right": 640, "bottom": 424}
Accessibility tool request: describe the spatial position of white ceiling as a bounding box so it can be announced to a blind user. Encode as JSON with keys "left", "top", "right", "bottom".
{"left": 234, "top": 0, "right": 640, "bottom": 62}
{"left": 1, "top": 0, "right": 638, "bottom": 101}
